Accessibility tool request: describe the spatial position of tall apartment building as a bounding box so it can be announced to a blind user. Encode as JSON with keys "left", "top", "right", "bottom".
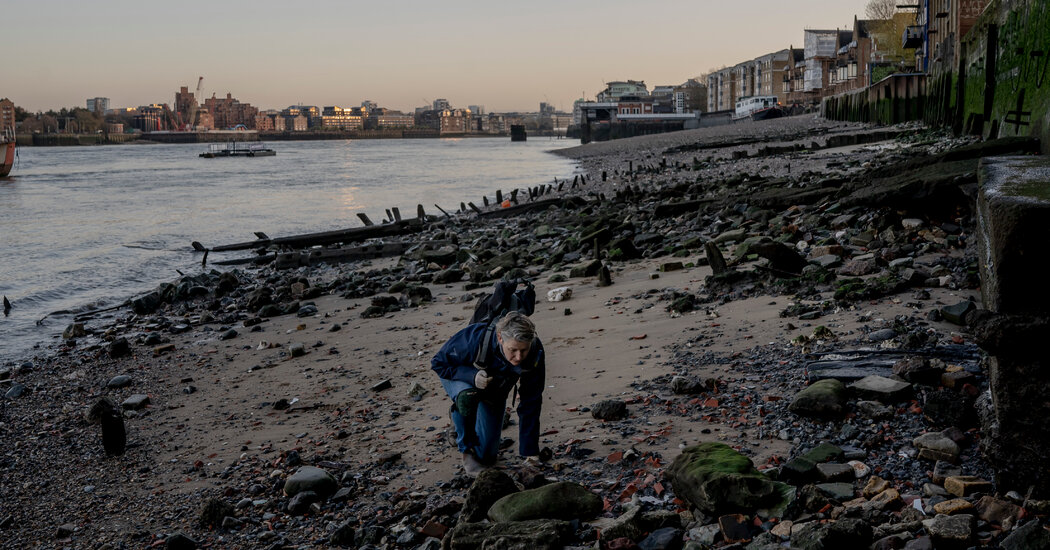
{"left": 432, "top": 98, "right": 451, "bottom": 111}
{"left": 204, "top": 93, "right": 259, "bottom": 129}
{"left": 175, "top": 87, "right": 197, "bottom": 122}
{"left": 86, "top": 97, "right": 109, "bottom": 114}
{"left": 1, "top": 98, "right": 15, "bottom": 134}
{"left": 707, "top": 68, "right": 737, "bottom": 112}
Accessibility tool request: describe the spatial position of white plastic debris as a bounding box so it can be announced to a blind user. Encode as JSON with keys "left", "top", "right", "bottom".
{"left": 547, "top": 287, "right": 572, "bottom": 302}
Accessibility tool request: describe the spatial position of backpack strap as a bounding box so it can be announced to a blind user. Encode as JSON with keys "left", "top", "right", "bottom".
{"left": 473, "top": 321, "right": 498, "bottom": 370}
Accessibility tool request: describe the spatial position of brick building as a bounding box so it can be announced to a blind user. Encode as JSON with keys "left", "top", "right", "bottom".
{"left": 204, "top": 93, "right": 259, "bottom": 130}
{"left": 0, "top": 98, "right": 14, "bottom": 134}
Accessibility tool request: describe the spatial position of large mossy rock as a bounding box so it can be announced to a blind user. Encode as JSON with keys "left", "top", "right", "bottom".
{"left": 448, "top": 519, "right": 573, "bottom": 550}
{"left": 789, "top": 379, "right": 847, "bottom": 417}
{"left": 488, "top": 481, "right": 602, "bottom": 522}
{"left": 667, "top": 442, "right": 793, "bottom": 516}
{"left": 462, "top": 469, "right": 520, "bottom": 522}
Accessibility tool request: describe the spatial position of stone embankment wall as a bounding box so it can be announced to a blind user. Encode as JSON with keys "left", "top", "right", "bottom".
{"left": 824, "top": 0, "right": 1050, "bottom": 154}
{"left": 974, "top": 156, "right": 1050, "bottom": 494}
{"left": 821, "top": 74, "right": 927, "bottom": 124}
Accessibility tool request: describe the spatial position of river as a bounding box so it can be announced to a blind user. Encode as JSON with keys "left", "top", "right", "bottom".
{"left": 0, "top": 137, "right": 581, "bottom": 362}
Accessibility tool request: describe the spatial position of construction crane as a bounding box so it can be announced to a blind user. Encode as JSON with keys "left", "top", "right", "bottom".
{"left": 186, "top": 76, "right": 203, "bottom": 131}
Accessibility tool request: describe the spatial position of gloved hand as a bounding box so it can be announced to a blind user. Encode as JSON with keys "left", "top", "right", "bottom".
{"left": 474, "top": 369, "right": 493, "bottom": 390}
{"left": 522, "top": 455, "right": 542, "bottom": 467}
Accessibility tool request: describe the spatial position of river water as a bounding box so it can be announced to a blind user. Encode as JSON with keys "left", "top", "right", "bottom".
{"left": 0, "top": 137, "right": 580, "bottom": 362}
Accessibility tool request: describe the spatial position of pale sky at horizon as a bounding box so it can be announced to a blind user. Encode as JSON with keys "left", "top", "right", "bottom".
{"left": 4, "top": 0, "right": 869, "bottom": 113}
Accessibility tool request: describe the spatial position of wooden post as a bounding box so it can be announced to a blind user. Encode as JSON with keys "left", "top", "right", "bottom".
{"left": 434, "top": 204, "right": 452, "bottom": 218}
{"left": 392, "top": 207, "right": 401, "bottom": 222}
{"left": 496, "top": 189, "right": 503, "bottom": 203}
{"left": 468, "top": 202, "right": 482, "bottom": 214}
{"left": 385, "top": 209, "right": 393, "bottom": 222}
{"left": 417, "top": 204, "right": 426, "bottom": 220}
{"left": 358, "top": 213, "right": 374, "bottom": 226}
{"left": 483, "top": 196, "right": 489, "bottom": 207}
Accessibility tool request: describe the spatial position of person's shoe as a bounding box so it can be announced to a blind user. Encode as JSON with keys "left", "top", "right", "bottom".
{"left": 462, "top": 452, "right": 486, "bottom": 477}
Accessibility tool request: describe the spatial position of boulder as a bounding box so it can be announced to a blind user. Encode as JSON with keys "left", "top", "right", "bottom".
{"left": 927, "top": 514, "right": 973, "bottom": 548}
{"left": 591, "top": 399, "right": 627, "bottom": 421}
{"left": 666, "top": 442, "right": 792, "bottom": 515}
{"left": 751, "top": 241, "right": 808, "bottom": 275}
{"left": 912, "top": 432, "right": 960, "bottom": 463}
{"left": 789, "top": 379, "right": 847, "bottom": 417}
{"left": 488, "top": 481, "right": 602, "bottom": 522}
{"left": 461, "top": 468, "right": 519, "bottom": 523}
{"left": 999, "top": 518, "right": 1050, "bottom": 550}
{"left": 638, "top": 527, "right": 683, "bottom": 550}
{"left": 433, "top": 269, "right": 465, "bottom": 285}
{"left": 670, "top": 376, "right": 705, "bottom": 395}
{"left": 848, "top": 375, "right": 912, "bottom": 403}
{"left": 593, "top": 505, "right": 643, "bottom": 541}
{"left": 569, "top": 259, "right": 603, "bottom": 278}
{"left": 284, "top": 466, "right": 337, "bottom": 499}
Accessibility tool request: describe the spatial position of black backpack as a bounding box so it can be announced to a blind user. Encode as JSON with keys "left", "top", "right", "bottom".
{"left": 470, "top": 278, "right": 535, "bottom": 368}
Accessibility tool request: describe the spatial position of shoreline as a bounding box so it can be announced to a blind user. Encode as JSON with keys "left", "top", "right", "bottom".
{"left": 12, "top": 130, "right": 574, "bottom": 147}
{"left": 0, "top": 116, "right": 1022, "bottom": 548}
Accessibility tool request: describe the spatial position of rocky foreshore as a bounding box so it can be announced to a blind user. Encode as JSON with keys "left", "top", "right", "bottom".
{"left": 2, "top": 115, "right": 1048, "bottom": 549}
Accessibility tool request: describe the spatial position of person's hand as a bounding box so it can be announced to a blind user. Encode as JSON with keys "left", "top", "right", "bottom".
{"left": 474, "top": 369, "right": 493, "bottom": 389}
{"left": 522, "top": 455, "right": 541, "bottom": 466}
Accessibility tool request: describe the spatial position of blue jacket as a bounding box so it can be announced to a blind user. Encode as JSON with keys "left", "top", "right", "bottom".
{"left": 431, "top": 323, "right": 545, "bottom": 456}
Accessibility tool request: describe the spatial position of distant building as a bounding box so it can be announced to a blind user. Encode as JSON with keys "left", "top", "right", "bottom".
{"left": 204, "top": 93, "right": 259, "bottom": 130}
{"left": 283, "top": 105, "right": 320, "bottom": 129}
{"left": 361, "top": 100, "right": 378, "bottom": 113}
{"left": 132, "top": 106, "right": 163, "bottom": 132}
{"left": 86, "top": 97, "right": 109, "bottom": 114}
{"left": 539, "top": 102, "right": 556, "bottom": 114}
{"left": 365, "top": 108, "right": 414, "bottom": 130}
{"left": 468, "top": 105, "right": 485, "bottom": 116}
{"left": 255, "top": 113, "right": 275, "bottom": 131}
{"left": 707, "top": 68, "right": 739, "bottom": 112}
{"left": 912, "top": 0, "right": 990, "bottom": 75}
{"left": 803, "top": 29, "right": 840, "bottom": 93}
{"left": 596, "top": 80, "right": 649, "bottom": 102}
{"left": 673, "top": 79, "right": 706, "bottom": 113}
{"left": 283, "top": 114, "right": 309, "bottom": 132}
{"left": 320, "top": 106, "right": 364, "bottom": 130}
{"left": 416, "top": 108, "right": 471, "bottom": 134}
{"left": 432, "top": 98, "right": 451, "bottom": 111}
{"left": 174, "top": 87, "right": 197, "bottom": 127}
{"left": 0, "top": 98, "right": 14, "bottom": 134}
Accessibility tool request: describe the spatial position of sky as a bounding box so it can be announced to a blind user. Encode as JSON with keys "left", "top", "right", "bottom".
{"left": 3, "top": 0, "right": 870, "bottom": 113}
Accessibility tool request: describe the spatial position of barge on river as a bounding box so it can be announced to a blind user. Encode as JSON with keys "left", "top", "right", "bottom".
{"left": 1, "top": 129, "right": 15, "bottom": 177}
{"left": 733, "top": 96, "right": 784, "bottom": 122}
{"left": 200, "top": 142, "right": 276, "bottom": 158}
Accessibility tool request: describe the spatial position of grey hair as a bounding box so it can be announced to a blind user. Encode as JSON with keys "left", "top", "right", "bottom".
{"left": 496, "top": 312, "right": 536, "bottom": 343}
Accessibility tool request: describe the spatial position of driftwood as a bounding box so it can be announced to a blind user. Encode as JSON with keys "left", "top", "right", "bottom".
{"left": 479, "top": 196, "right": 588, "bottom": 219}
{"left": 192, "top": 218, "right": 424, "bottom": 253}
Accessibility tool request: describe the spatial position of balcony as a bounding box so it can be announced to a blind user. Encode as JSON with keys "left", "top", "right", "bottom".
{"left": 903, "top": 26, "right": 924, "bottom": 49}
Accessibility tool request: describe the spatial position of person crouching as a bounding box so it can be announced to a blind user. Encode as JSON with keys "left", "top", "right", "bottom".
{"left": 431, "top": 312, "right": 545, "bottom": 476}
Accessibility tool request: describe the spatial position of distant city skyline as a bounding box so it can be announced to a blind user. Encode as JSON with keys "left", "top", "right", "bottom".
{"left": 4, "top": 0, "right": 870, "bottom": 113}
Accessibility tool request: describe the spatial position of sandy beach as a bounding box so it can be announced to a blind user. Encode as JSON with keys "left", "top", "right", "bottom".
{"left": 0, "top": 115, "right": 1001, "bottom": 548}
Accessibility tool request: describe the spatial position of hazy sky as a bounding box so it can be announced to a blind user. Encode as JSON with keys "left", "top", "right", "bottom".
{"left": 4, "top": 0, "right": 869, "bottom": 113}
